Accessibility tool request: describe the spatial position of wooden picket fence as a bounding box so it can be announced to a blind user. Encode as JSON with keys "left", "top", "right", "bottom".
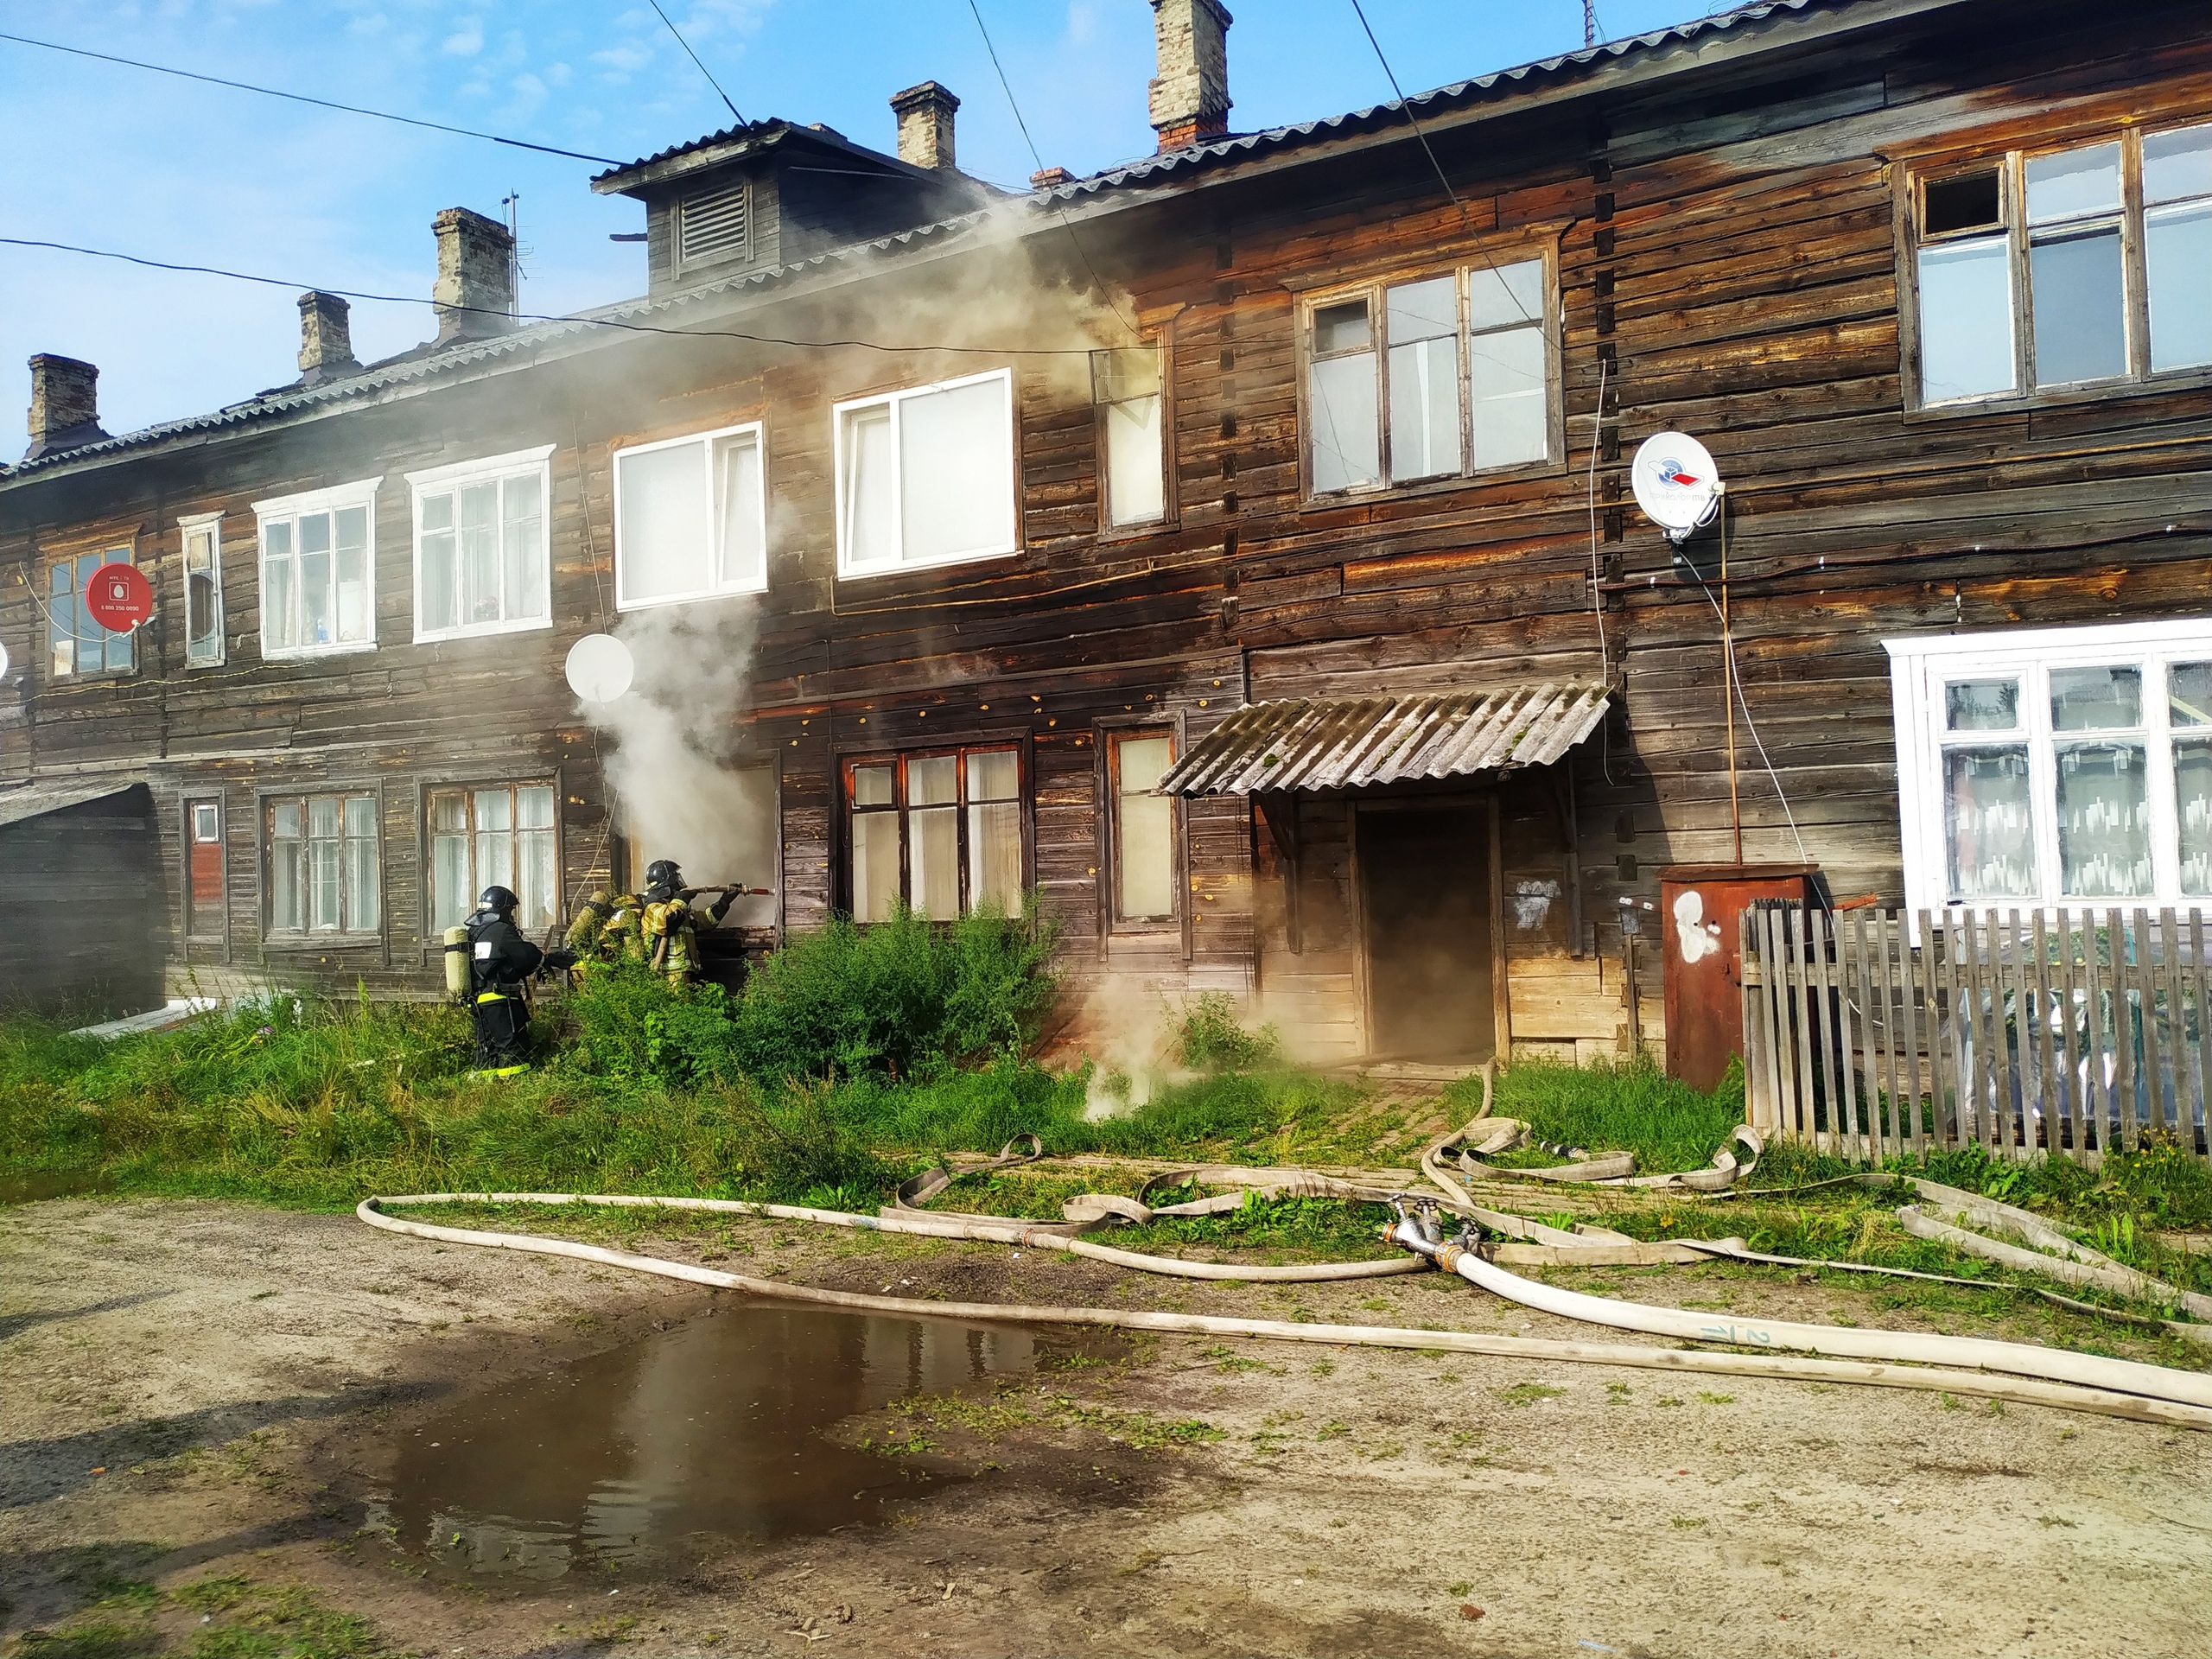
{"left": 1739, "top": 906, "right": 2212, "bottom": 1164}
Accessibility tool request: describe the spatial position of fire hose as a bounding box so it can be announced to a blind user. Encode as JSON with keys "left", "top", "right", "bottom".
{"left": 358, "top": 1181, "right": 2212, "bottom": 1430}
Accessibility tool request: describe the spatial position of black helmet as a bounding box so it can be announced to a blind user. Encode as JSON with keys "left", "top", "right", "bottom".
{"left": 478, "top": 885, "right": 520, "bottom": 916}
{"left": 645, "top": 860, "right": 682, "bottom": 889}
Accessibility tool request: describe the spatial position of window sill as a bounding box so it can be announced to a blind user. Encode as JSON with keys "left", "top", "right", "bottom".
{"left": 837, "top": 543, "right": 1021, "bottom": 582}
{"left": 262, "top": 640, "right": 378, "bottom": 663}
{"left": 613, "top": 582, "right": 768, "bottom": 613}
{"left": 263, "top": 931, "right": 385, "bottom": 950}
{"left": 1907, "top": 362, "right": 2212, "bottom": 421}
{"left": 44, "top": 671, "right": 138, "bottom": 687}
{"left": 183, "top": 657, "right": 227, "bottom": 671}
{"left": 1300, "top": 456, "right": 1567, "bottom": 511}
{"left": 1094, "top": 515, "right": 1175, "bottom": 547}
{"left": 413, "top": 615, "right": 556, "bottom": 645}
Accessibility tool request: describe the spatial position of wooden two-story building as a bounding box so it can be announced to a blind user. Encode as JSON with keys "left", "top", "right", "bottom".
{"left": 3, "top": 0, "right": 2208, "bottom": 1071}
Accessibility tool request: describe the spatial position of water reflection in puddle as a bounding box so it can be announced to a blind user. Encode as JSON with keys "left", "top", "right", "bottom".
{"left": 378, "top": 1303, "right": 1122, "bottom": 1580}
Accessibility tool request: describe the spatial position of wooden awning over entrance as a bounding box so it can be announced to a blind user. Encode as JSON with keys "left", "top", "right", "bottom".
{"left": 1157, "top": 683, "right": 1610, "bottom": 797}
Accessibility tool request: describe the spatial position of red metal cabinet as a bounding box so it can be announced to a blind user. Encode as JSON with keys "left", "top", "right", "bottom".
{"left": 1658, "top": 863, "right": 1818, "bottom": 1092}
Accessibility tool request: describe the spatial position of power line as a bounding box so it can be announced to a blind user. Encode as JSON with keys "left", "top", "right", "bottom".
{"left": 0, "top": 235, "right": 1105, "bottom": 359}
{"left": 0, "top": 29, "right": 624, "bottom": 167}
{"left": 963, "top": 0, "right": 1139, "bottom": 338}
{"left": 644, "top": 0, "right": 745, "bottom": 126}
{"left": 1344, "top": 0, "right": 1535, "bottom": 325}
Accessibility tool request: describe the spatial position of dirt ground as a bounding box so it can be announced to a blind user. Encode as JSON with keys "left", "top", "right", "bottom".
{"left": 4, "top": 1196, "right": 2209, "bottom": 1658}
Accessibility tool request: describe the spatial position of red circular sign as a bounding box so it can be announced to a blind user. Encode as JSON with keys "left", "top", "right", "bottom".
{"left": 84, "top": 563, "right": 154, "bottom": 632}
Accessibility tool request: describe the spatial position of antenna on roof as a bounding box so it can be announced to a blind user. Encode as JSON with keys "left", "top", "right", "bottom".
{"left": 1583, "top": 0, "right": 1598, "bottom": 47}
{"left": 1631, "top": 429, "right": 1745, "bottom": 865}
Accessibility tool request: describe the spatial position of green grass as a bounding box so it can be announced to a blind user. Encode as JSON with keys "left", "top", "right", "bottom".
{"left": 1444, "top": 1056, "right": 1747, "bottom": 1174}
{"left": 15, "top": 1573, "right": 391, "bottom": 1659}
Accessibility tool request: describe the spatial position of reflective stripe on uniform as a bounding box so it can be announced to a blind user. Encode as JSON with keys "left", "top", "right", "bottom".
{"left": 476, "top": 991, "right": 507, "bottom": 1004}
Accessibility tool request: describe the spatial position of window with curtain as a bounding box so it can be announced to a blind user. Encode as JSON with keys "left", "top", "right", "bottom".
{"left": 844, "top": 747, "right": 1025, "bottom": 922}
{"left": 1909, "top": 121, "right": 2211, "bottom": 406}
{"left": 46, "top": 548, "right": 135, "bottom": 678}
{"left": 1888, "top": 621, "right": 2212, "bottom": 912}
{"left": 1109, "top": 732, "right": 1178, "bottom": 925}
{"left": 428, "top": 784, "right": 558, "bottom": 933}
{"left": 1091, "top": 346, "right": 1166, "bottom": 529}
{"left": 613, "top": 424, "right": 766, "bottom": 609}
{"left": 256, "top": 478, "right": 378, "bottom": 657}
{"left": 1304, "top": 255, "right": 1554, "bottom": 497}
{"left": 266, "top": 791, "right": 380, "bottom": 935}
{"left": 182, "top": 516, "right": 225, "bottom": 666}
{"left": 410, "top": 446, "right": 553, "bottom": 639}
{"left": 835, "top": 371, "right": 1017, "bottom": 575}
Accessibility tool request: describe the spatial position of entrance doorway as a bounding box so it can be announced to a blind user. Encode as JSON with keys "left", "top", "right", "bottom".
{"left": 1356, "top": 802, "right": 1497, "bottom": 1062}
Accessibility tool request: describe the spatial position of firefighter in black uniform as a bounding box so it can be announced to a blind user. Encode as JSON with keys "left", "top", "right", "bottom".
{"left": 465, "top": 885, "right": 575, "bottom": 1075}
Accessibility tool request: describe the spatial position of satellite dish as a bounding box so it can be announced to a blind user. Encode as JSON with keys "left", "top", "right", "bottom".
{"left": 1630, "top": 431, "right": 1723, "bottom": 543}
{"left": 564, "top": 632, "right": 634, "bottom": 703}
{"left": 0, "top": 639, "right": 10, "bottom": 678}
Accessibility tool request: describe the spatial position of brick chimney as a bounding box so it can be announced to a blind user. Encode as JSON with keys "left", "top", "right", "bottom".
{"left": 431, "top": 207, "right": 516, "bottom": 346}
{"left": 296, "top": 290, "right": 360, "bottom": 386}
{"left": 1029, "top": 166, "right": 1073, "bottom": 191}
{"left": 25, "top": 354, "right": 108, "bottom": 461}
{"left": 890, "top": 81, "right": 959, "bottom": 172}
{"left": 1149, "top": 0, "right": 1232, "bottom": 152}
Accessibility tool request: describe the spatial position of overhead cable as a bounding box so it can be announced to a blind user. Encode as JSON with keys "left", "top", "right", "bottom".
{"left": 0, "top": 29, "right": 624, "bottom": 166}
{"left": 643, "top": 0, "right": 746, "bottom": 126}
{"left": 0, "top": 236, "right": 1104, "bottom": 359}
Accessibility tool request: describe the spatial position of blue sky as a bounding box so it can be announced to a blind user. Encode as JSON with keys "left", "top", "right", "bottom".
{"left": 3, "top": 0, "right": 1720, "bottom": 443}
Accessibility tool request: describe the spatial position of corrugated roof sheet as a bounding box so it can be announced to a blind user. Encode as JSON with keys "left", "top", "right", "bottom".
{"left": 1159, "top": 684, "right": 1611, "bottom": 797}
{"left": 0, "top": 777, "right": 148, "bottom": 830}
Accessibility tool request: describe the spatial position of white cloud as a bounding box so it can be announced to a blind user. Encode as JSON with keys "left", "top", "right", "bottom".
{"left": 544, "top": 60, "right": 574, "bottom": 88}
{"left": 442, "top": 18, "right": 484, "bottom": 57}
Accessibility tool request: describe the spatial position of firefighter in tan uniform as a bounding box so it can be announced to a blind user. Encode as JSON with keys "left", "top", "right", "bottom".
{"left": 564, "top": 887, "right": 645, "bottom": 975}
{"left": 639, "top": 859, "right": 742, "bottom": 988}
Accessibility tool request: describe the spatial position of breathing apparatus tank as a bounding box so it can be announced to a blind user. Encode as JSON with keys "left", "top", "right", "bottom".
{"left": 442, "top": 925, "right": 470, "bottom": 1000}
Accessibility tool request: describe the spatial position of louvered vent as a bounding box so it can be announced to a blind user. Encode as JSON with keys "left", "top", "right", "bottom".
{"left": 678, "top": 181, "right": 749, "bottom": 264}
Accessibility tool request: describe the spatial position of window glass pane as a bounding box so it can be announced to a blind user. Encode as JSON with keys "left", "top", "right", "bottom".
{"left": 474, "top": 787, "right": 512, "bottom": 832}
{"left": 48, "top": 563, "right": 76, "bottom": 677}
{"left": 433, "top": 830, "right": 470, "bottom": 930}
{"left": 309, "top": 836, "right": 341, "bottom": 930}
{"left": 346, "top": 831, "right": 380, "bottom": 933}
{"left": 1103, "top": 393, "right": 1166, "bottom": 526}
{"left": 2050, "top": 665, "right": 2141, "bottom": 730}
{"left": 841, "top": 406, "right": 897, "bottom": 569}
{"left": 270, "top": 806, "right": 302, "bottom": 931}
{"left": 299, "top": 512, "right": 334, "bottom": 647}
{"left": 1470, "top": 326, "right": 1548, "bottom": 469}
{"left": 968, "top": 801, "right": 1022, "bottom": 914}
{"left": 852, "top": 811, "right": 900, "bottom": 922}
{"left": 308, "top": 797, "right": 340, "bottom": 839}
{"left": 194, "top": 802, "right": 220, "bottom": 841}
{"left": 2025, "top": 143, "right": 2121, "bottom": 223}
{"left": 1389, "top": 334, "right": 1460, "bottom": 481}
{"left": 262, "top": 524, "right": 296, "bottom": 652}
{"left": 1309, "top": 351, "right": 1379, "bottom": 492}
{"left": 1944, "top": 747, "right": 2037, "bottom": 899}
{"left": 2177, "top": 739, "right": 2212, "bottom": 896}
{"left": 420, "top": 495, "right": 457, "bottom": 633}
{"left": 713, "top": 433, "right": 765, "bottom": 588}
{"left": 2145, "top": 204, "right": 2212, "bottom": 372}
{"left": 1116, "top": 736, "right": 1175, "bottom": 921}
{"left": 518, "top": 824, "right": 556, "bottom": 933}
{"left": 852, "top": 764, "right": 894, "bottom": 808}
{"left": 1923, "top": 171, "right": 2002, "bottom": 237}
{"left": 899, "top": 378, "right": 1015, "bottom": 565}
{"left": 969, "top": 749, "right": 1020, "bottom": 802}
{"left": 459, "top": 482, "right": 499, "bottom": 626}
{"left": 1468, "top": 260, "right": 1544, "bottom": 331}
{"left": 474, "top": 787, "right": 513, "bottom": 899}
{"left": 911, "top": 805, "right": 959, "bottom": 918}
{"left": 2171, "top": 664, "right": 2212, "bottom": 728}
{"left": 273, "top": 800, "right": 302, "bottom": 838}
{"left": 2056, "top": 741, "right": 2152, "bottom": 897}
{"left": 502, "top": 473, "right": 545, "bottom": 620}
{"left": 2031, "top": 226, "right": 2127, "bottom": 386}
{"left": 1313, "top": 299, "right": 1370, "bottom": 355}
{"left": 334, "top": 505, "right": 370, "bottom": 643}
{"left": 186, "top": 528, "right": 220, "bottom": 658}
{"left": 2144, "top": 124, "right": 2212, "bottom": 205}
{"left": 517, "top": 785, "right": 556, "bottom": 830}
{"left": 343, "top": 795, "right": 376, "bottom": 838}
{"left": 430, "top": 791, "right": 467, "bottom": 833}
{"left": 1945, "top": 677, "right": 2019, "bottom": 730}
{"left": 1919, "top": 236, "right": 2015, "bottom": 400}
{"left": 909, "top": 754, "right": 957, "bottom": 807}
{"left": 618, "top": 440, "right": 709, "bottom": 603}
{"left": 1384, "top": 276, "right": 1456, "bottom": 343}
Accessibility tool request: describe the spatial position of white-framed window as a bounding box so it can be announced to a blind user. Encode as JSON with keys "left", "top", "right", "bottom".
{"left": 612, "top": 423, "right": 766, "bottom": 610}
{"left": 253, "top": 476, "right": 381, "bottom": 658}
{"left": 1092, "top": 347, "right": 1167, "bottom": 530}
{"left": 429, "top": 783, "right": 558, "bottom": 933}
{"left": 1888, "top": 618, "right": 2212, "bottom": 913}
{"left": 407, "top": 445, "right": 555, "bottom": 640}
{"left": 1906, "top": 119, "right": 2211, "bottom": 407}
{"left": 833, "top": 369, "right": 1018, "bottom": 577}
{"left": 181, "top": 513, "right": 225, "bottom": 667}
{"left": 1301, "top": 253, "right": 1558, "bottom": 497}
{"left": 265, "top": 791, "right": 380, "bottom": 936}
{"left": 47, "top": 546, "right": 136, "bottom": 679}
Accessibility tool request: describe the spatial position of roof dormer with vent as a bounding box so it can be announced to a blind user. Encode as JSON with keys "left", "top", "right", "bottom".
{"left": 592, "top": 106, "right": 998, "bottom": 300}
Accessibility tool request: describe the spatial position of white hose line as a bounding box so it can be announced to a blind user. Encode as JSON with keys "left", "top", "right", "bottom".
{"left": 1414, "top": 1234, "right": 2212, "bottom": 1409}
{"left": 360, "top": 1192, "right": 1426, "bottom": 1283}
{"left": 358, "top": 1198, "right": 2212, "bottom": 1431}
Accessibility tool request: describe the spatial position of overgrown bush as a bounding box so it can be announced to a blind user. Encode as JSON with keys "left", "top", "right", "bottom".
{"left": 1173, "top": 992, "right": 1282, "bottom": 1072}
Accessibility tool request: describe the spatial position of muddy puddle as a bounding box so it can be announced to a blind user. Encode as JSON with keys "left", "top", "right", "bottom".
{"left": 0, "top": 1170, "right": 115, "bottom": 1205}
{"left": 373, "top": 1302, "right": 1122, "bottom": 1582}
